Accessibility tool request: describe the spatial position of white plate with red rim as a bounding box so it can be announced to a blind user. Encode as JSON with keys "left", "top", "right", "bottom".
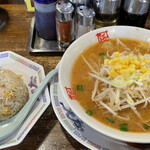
{"left": 58, "top": 26, "right": 150, "bottom": 143}
{"left": 0, "top": 51, "right": 50, "bottom": 149}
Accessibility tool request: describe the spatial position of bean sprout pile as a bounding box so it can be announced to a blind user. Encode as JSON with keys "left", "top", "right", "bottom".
{"left": 82, "top": 43, "right": 150, "bottom": 122}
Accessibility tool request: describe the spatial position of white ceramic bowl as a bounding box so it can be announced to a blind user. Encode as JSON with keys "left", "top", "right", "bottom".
{"left": 59, "top": 26, "right": 150, "bottom": 143}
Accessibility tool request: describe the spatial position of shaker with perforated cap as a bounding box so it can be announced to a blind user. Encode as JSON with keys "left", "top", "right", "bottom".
{"left": 92, "top": 0, "right": 122, "bottom": 28}
{"left": 119, "top": 0, "right": 150, "bottom": 27}
{"left": 56, "top": 1, "right": 74, "bottom": 48}
{"left": 76, "top": 5, "right": 95, "bottom": 38}
{"left": 69, "top": 0, "right": 91, "bottom": 37}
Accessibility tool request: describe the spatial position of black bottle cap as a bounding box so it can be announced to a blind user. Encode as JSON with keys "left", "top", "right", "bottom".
{"left": 124, "top": 0, "right": 150, "bottom": 15}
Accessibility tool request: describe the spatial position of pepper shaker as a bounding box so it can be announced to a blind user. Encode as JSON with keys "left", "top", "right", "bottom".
{"left": 76, "top": 5, "right": 95, "bottom": 38}
{"left": 118, "top": 0, "right": 150, "bottom": 28}
{"left": 68, "top": 0, "right": 91, "bottom": 38}
{"left": 56, "top": 1, "right": 74, "bottom": 48}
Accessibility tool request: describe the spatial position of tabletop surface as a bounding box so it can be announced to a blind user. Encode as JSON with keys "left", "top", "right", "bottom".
{"left": 0, "top": 4, "right": 150, "bottom": 150}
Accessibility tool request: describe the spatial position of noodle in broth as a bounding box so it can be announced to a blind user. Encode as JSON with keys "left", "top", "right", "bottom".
{"left": 71, "top": 38, "right": 150, "bottom": 132}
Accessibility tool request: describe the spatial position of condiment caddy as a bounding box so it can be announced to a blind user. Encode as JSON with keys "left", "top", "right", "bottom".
{"left": 28, "top": 0, "right": 95, "bottom": 53}
{"left": 27, "top": 0, "right": 150, "bottom": 53}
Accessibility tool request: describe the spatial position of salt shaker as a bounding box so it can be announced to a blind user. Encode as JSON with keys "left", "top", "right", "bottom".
{"left": 76, "top": 5, "right": 95, "bottom": 38}
{"left": 69, "top": 0, "right": 91, "bottom": 38}
{"left": 34, "top": 0, "right": 57, "bottom": 40}
{"left": 56, "top": 1, "right": 74, "bottom": 48}
{"left": 118, "top": 0, "right": 150, "bottom": 28}
{"left": 92, "top": 0, "right": 122, "bottom": 28}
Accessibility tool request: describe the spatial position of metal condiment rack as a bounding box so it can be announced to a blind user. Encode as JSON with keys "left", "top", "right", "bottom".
{"left": 27, "top": 17, "right": 66, "bottom": 53}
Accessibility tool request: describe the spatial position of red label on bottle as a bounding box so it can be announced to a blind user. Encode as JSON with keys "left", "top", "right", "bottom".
{"left": 96, "top": 30, "right": 110, "bottom": 43}
{"left": 65, "top": 87, "right": 77, "bottom": 100}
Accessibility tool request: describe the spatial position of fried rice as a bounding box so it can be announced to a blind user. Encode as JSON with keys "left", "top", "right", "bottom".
{"left": 0, "top": 69, "right": 29, "bottom": 122}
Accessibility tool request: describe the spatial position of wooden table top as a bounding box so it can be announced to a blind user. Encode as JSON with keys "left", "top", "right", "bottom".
{"left": 0, "top": 4, "right": 150, "bottom": 150}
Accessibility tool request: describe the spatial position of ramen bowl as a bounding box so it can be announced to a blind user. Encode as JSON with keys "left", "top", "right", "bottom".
{"left": 59, "top": 26, "right": 150, "bottom": 143}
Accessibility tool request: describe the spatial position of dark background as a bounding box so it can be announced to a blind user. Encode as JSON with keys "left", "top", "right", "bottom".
{"left": 0, "top": 0, "right": 25, "bottom": 4}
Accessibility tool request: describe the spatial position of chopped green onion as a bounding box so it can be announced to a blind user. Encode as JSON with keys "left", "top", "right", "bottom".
{"left": 86, "top": 109, "right": 93, "bottom": 116}
{"left": 77, "top": 84, "right": 83, "bottom": 91}
{"left": 99, "top": 52, "right": 105, "bottom": 56}
{"left": 99, "top": 52, "right": 108, "bottom": 59}
{"left": 119, "top": 124, "right": 128, "bottom": 132}
{"left": 106, "top": 117, "right": 115, "bottom": 123}
{"left": 103, "top": 55, "right": 108, "bottom": 59}
{"left": 144, "top": 124, "right": 150, "bottom": 130}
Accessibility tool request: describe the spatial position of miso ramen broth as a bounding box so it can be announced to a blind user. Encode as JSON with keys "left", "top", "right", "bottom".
{"left": 71, "top": 38, "right": 150, "bottom": 132}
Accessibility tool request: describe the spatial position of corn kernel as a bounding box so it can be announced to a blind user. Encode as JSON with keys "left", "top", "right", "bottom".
{"left": 108, "top": 60, "right": 111, "bottom": 65}
{"left": 135, "top": 64, "right": 140, "bottom": 69}
{"left": 2, "top": 111, "right": 7, "bottom": 115}
{"left": 105, "top": 60, "right": 110, "bottom": 65}
{"left": 110, "top": 59, "right": 115, "bottom": 65}
{"left": 128, "top": 67, "right": 135, "bottom": 73}
{"left": 134, "top": 60, "right": 140, "bottom": 65}
{"left": 127, "top": 99, "right": 134, "bottom": 104}
{"left": 115, "top": 52, "right": 120, "bottom": 57}
{"left": 141, "top": 62, "right": 146, "bottom": 65}
{"left": 115, "top": 70, "right": 120, "bottom": 73}
{"left": 129, "top": 53, "right": 133, "bottom": 57}
{"left": 1, "top": 107, "right": 11, "bottom": 115}
{"left": 104, "top": 59, "right": 109, "bottom": 65}
{"left": 129, "top": 64, "right": 136, "bottom": 68}
{"left": 114, "top": 64, "right": 122, "bottom": 70}
{"left": 5, "top": 107, "right": 9, "bottom": 110}
{"left": 114, "top": 57, "right": 119, "bottom": 62}
{"left": 120, "top": 60, "right": 126, "bottom": 65}
{"left": 5, "top": 92, "right": 11, "bottom": 98}
{"left": 129, "top": 57, "right": 134, "bottom": 63}
{"left": 147, "top": 69, "right": 150, "bottom": 73}
{"left": 143, "top": 72, "right": 148, "bottom": 76}
{"left": 109, "top": 69, "right": 118, "bottom": 78}
{"left": 145, "top": 60, "right": 150, "bottom": 64}
{"left": 120, "top": 69, "right": 130, "bottom": 79}
{"left": 125, "top": 59, "right": 129, "bottom": 65}
{"left": 140, "top": 66, "right": 147, "bottom": 73}
{"left": 122, "top": 65, "right": 128, "bottom": 69}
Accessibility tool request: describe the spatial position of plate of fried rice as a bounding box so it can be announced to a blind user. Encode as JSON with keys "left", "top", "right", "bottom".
{"left": 0, "top": 51, "right": 50, "bottom": 149}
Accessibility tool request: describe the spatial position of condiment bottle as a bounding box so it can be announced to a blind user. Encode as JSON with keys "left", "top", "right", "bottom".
{"left": 92, "top": 0, "right": 122, "bottom": 28}
{"left": 34, "top": 0, "right": 57, "bottom": 40}
{"left": 56, "top": 1, "right": 74, "bottom": 48}
{"left": 76, "top": 5, "right": 95, "bottom": 38}
{"left": 69, "top": 0, "right": 91, "bottom": 37}
{"left": 118, "top": 0, "right": 150, "bottom": 28}
{"left": 69, "top": 0, "right": 91, "bottom": 7}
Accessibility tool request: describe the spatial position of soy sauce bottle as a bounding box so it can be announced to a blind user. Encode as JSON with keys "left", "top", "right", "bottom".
{"left": 119, "top": 0, "right": 150, "bottom": 28}
{"left": 92, "top": 0, "right": 122, "bottom": 28}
